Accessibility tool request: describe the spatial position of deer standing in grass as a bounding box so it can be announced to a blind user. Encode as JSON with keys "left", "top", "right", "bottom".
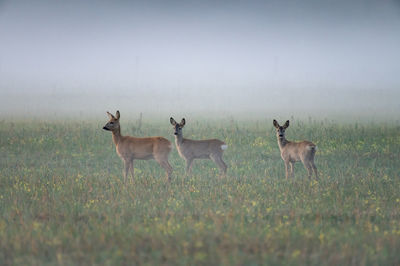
{"left": 103, "top": 111, "right": 173, "bottom": 183}
{"left": 273, "top": 119, "right": 318, "bottom": 179}
{"left": 170, "top": 117, "right": 228, "bottom": 175}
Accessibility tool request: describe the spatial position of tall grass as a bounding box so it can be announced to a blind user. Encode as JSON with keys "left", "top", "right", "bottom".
{"left": 0, "top": 118, "right": 399, "bottom": 265}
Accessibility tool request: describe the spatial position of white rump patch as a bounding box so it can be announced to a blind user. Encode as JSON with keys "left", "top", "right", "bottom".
{"left": 221, "top": 144, "right": 228, "bottom": 150}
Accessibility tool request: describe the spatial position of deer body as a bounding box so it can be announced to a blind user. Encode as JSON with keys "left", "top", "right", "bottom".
{"left": 114, "top": 135, "right": 170, "bottom": 160}
{"left": 273, "top": 120, "right": 318, "bottom": 179}
{"left": 103, "top": 111, "right": 173, "bottom": 183}
{"left": 170, "top": 117, "right": 228, "bottom": 174}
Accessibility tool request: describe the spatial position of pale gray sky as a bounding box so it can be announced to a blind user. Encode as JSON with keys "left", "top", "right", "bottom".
{"left": 0, "top": 0, "right": 399, "bottom": 118}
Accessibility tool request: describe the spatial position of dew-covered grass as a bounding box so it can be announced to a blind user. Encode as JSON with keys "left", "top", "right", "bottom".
{"left": 0, "top": 117, "right": 399, "bottom": 265}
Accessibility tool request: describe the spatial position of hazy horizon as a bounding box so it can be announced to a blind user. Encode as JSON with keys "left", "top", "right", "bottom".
{"left": 1, "top": 0, "right": 399, "bottom": 119}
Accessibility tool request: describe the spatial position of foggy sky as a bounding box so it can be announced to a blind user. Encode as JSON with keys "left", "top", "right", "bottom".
{"left": 0, "top": 0, "right": 399, "bottom": 118}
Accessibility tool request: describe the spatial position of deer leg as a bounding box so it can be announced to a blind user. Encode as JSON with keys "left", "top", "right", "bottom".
{"left": 307, "top": 165, "right": 313, "bottom": 179}
{"left": 302, "top": 160, "right": 312, "bottom": 179}
{"left": 284, "top": 161, "right": 290, "bottom": 179}
{"left": 156, "top": 158, "right": 173, "bottom": 181}
{"left": 129, "top": 160, "right": 135, "bottom": 182}
{"left": 211, "top": 154, "right": 227, "bottom": 175}
{"left": 311, "top": 161, "right": 318, "bottom": 179}
{"left": 185, "top": 158, "right": 194, "bottom": 174}
{"left": 165, "top": 160, "right": 173, "bottom": 181}
{"left": 289, "top": 162, "right": 295, "bottom": 178}
{"left": 219, "top": 158, "right": 228, "bottom": 175}
{"left": 123, "top": 160, "right": 130, "bottom": 184}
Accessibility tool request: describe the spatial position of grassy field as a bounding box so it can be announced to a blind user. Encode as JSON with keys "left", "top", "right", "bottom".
{"left": 0, "top": 117, "right": 399, "bottom": 265}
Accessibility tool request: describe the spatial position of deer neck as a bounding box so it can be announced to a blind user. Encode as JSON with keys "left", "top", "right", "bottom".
{"left": 174, "top": 133, "right": 184, "bottom": 146}
{"left": 277, "top": 136, "right": 289, "bottom": 150}
{"left": 111, "top": 127, "right": 122, "bottom": 145}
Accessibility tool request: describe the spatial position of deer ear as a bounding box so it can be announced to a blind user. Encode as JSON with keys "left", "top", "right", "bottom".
{"left": 180, "top": 118, "right": 186, "bottom": 127}
{"left": 115, "top": 111, "right": 120, "bottom": 120}
{"left": 170, "top": 117, "right": 177, "bottom": 125}
{"left": 107, "top": 111, "right": 114, "bottom": 119}
{"left": 273, "top": 119, "right": 279, "bottom": 128}
{"left": 283, "top": 120, "right": 289, "bottom": 129}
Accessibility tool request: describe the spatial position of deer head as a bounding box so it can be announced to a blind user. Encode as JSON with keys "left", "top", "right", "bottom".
{"left": 103, "top": 111, "right": 121, "bottom": 131}
{"left": 170, "top": 117, "right": 186, "bottom": 136}
{"left": 273, "top": 119, "right": 289, "bottom": 139}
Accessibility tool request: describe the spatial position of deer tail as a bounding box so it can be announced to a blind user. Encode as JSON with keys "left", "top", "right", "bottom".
{"left": 307, "top": 144, "right": 317, "bottom": 151}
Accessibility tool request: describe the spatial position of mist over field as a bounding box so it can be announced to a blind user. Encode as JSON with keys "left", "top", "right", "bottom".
{"left": 0, "top": 0, "right": 399, "bottom": 119}
{"left": 2, "top": 1, "right": 400, "bottom": 264}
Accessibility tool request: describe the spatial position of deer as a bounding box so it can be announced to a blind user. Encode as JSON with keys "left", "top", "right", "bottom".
{"left": 103, "top": 111, "right": 173, "bottom": 183}
{"left": 170, "top": 117, "right": 228, "bottom": 175}
{"left": 273, "top": 119, "right": 318, "bottom": 179}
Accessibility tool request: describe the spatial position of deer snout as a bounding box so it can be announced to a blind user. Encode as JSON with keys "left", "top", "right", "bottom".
{"left": 103, "top": 126, "right": 110, "bottom": 131}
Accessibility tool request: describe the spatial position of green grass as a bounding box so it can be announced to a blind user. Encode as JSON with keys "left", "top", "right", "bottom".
{"left": 0, "top": 118, "right": 399, "bottom": 265}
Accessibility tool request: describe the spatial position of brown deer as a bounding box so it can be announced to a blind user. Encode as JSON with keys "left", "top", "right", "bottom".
{"left": 103, "top": 111, "right": 173, "bottom": 183}
{"left": 170, "top": 117, "right": 228, "bottom": 175}
{"left": 273, "top": 119, "right": 318, "bottom": 179}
